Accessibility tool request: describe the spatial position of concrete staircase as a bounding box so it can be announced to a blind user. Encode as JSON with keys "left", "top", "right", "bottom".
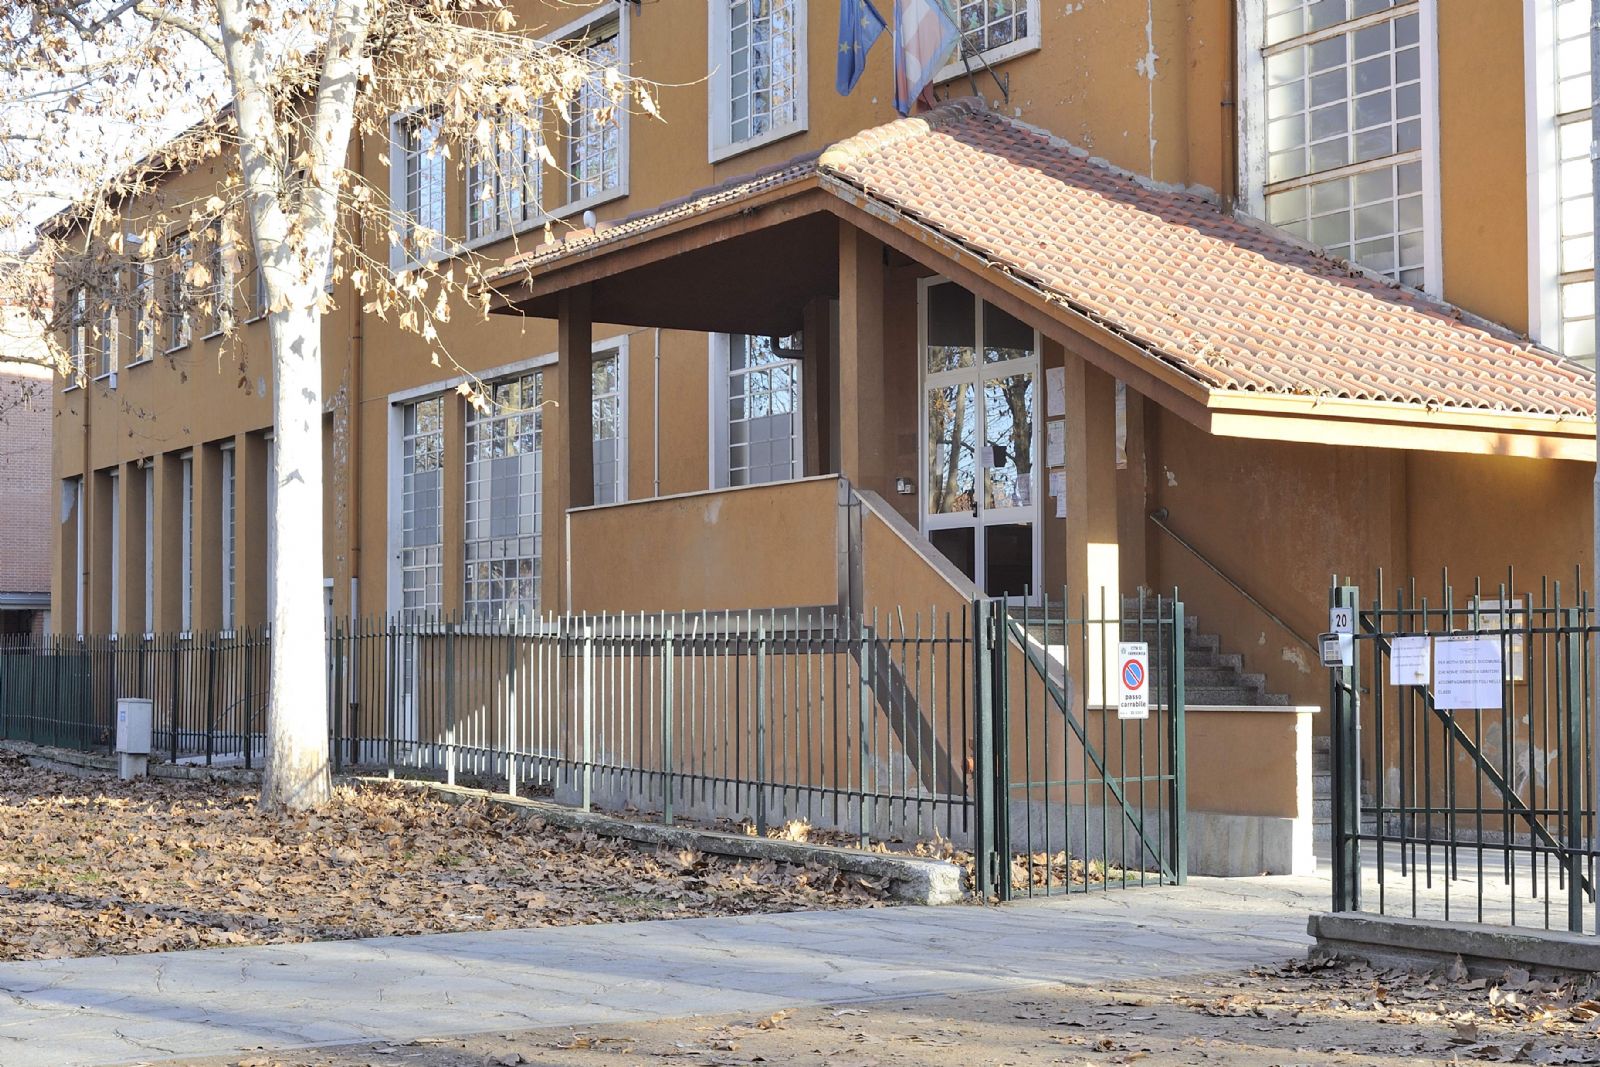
{"left": 1010, "top": 599, "right": 1290, "bottom": 707}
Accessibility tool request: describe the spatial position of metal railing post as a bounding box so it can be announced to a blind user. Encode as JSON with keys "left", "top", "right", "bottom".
{"left": 1330, "top": 583, "right": 1362, "bottom": 913}
{"left": 506, "top": 619, "right": 518, "bottom": 798}
{"left": 1565, "top": 606, "right": 1586, "bottom": 933}
{"left": 858, "top": 616, "right": 873, "bottom": 847}
{"left": 1170, "top": 593, "right": 1188, "bottom": 885}
{"left": 972, "top": 599, "right": 995, "bottom": 899}
{"left": 581, "top": 622, "right": 594, "bottom": 812}
{"left": 204, "top": 636, "right": 218, "bottom": 766}
{"left": 756, "top": 617, "right": 769, "bottom": 837}
{"left": 445, "top": 621, "right": 457, "bottom": 787}
{"left": 993, "top": 600, "right": 1010, "bottom": 901}
{"left": 662, "top": 617, "right": 675, "bottom": 826}
{"left": 331, "top": 622, "right": 345, "bottom": 775}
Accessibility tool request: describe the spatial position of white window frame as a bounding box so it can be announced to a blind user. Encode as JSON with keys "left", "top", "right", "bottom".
{"left": 387, "top": 108, "right": 450, "bottom": 271}
{"left": 202, "top": 221, "right": 231, "bottom": 341}
{"left": 1238, "top": 0, "right": 1443, "bottom": 296}
{"left": 164, "top": 235, "right": 194, "bottom": 353}
{"left": 551, "top": 8, "right": 630, "bottom": 218}
{"left": 707, "top": 0, "right": 810, "bottom": 163}
{"left": 64, "top": 285, "right": 85, "bottom": 389}
{"left": 465, "top": 107, "right": 547, "bottom": 250}
{"left": 1526, "top": 0, "right": 1594, "bottom": 362}
{"left": 108, "top": 469, "right": 121, "bottom": 637}
{"left": 934, "top": 0, "right": 1042, "bottom": 86}
{"left": 127, "top": 240, "right": 156, "bottom": 366}
{"left": 220, "top": 442, "right": 236, "bottom": 632}
{"left": 463, "top": 370, "right": 546, "bottom": 620}
{"left": 707, "top": 332, "right": 806, "bottom": 490}
{"left": 591, "top": 339, "right": 629, "bottom": 505}
{"left": 141, "top": 459, "right": 154, "bottom": 636}
{"left": 180, "top": 451, "right": 194, "bottom": 635}
{"left": 93, "top": 273, "right": 118, "bottom": 383}
{"left": 394, "top": 395, "right": 445, "bottom": 622}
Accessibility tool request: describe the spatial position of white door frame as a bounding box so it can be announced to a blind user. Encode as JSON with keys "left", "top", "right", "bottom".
{"left": 916, "top": 277, "right": 1043, "bottom": 602}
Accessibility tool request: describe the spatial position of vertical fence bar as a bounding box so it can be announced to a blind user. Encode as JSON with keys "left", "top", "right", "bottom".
{"left": 972, "top": 599, "right": 995, "bottom": 899}
{"left": 662, "top": 617, "right": 675, "bottom": 826}
{"left": 1331, "top": 582, "right": 1362, "bottom": 913}
{"left": 756, "top": 617, "right": 769, "bottom": 837}
{"left": 582, "top": 621, "right": 594, "bottom": 812}
{"left": 1565, "top": 606, "right": 1586, "bottom": 932}
{"left": 1170, "top": 593, "right": 1187, "bottom": 885}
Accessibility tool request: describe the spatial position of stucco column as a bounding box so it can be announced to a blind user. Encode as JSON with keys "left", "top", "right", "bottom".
{"left": 153, "top": 452, "right": 184, "bottom": 632}
{"left": 116, "top": 463, "right": 141, "bottom": 636}
{"left": 192, "top": 442, "right": 222, "bottom": 631}
{"left": 235, "top": 433, "right": 269, "bottom": 627}
{"left": 87, "top": 469, "right": 114, "bottom": 634}
{"left": 837, "top": 222, "right": 885, "bottom": 493}
{"left": 551, "top": 285, "right": 594, "bottom": 613}
{"left": 1063, "top": 354, "right": 1122, "bottom": 706}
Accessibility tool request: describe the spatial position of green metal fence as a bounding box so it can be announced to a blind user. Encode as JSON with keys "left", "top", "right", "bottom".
{"left": 1329, "top": 573, "right": 1599, "bottom": 934}
{"left": 1, "top": 597, "right": 1189, "bottom": 900}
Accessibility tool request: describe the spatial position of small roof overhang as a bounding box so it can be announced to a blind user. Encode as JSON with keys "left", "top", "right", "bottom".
{"left": 485, "top": 99, "right": 1597, "bottom": 462}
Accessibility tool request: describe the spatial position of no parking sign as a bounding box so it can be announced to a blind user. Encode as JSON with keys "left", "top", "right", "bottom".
{"left": 1118, "top": 642, "right": 1150, "bottom": 720}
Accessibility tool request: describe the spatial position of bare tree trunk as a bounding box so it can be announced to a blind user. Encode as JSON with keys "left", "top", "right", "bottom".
{"left": 260, "top": 294, "right": 332, "bottom": 809}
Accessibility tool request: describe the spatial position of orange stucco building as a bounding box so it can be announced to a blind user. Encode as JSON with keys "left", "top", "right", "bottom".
{"left": 49, "top": 0, "right": 1600, "bottom": 730}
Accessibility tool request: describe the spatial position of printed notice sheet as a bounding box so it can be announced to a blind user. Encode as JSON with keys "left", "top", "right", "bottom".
{"left": 1388, "top": 635, "right": 1430, "bottom": 686}
{"left": 1433, "top": 636, "right": 1503, "bottom": 710}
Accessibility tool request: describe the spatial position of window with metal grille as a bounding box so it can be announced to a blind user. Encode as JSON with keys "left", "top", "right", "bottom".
{"left": 65, "top": 286, "right": 85, "bottom": 382}
{"left": 716, "top": 0, "right": 804, "bottom": 153}
{"left": 401, "top": 396, "right": 444, "bottom": 621}
{"left": 725, "top": 334, "right": 801, "bottom": 487}
{"left": 567, "top": 26, "right": 623, "bottom": 204}
{"left": 94, "top": 275, "right": 117, "bottom": 379}
{"left": 1552, "top": 0, "right": 1594, "bottom": 362}
{"left": 220, "top": 445, "right": 236, "bottom": 630}
{"left": 464, "top": 373, "right": 543, "bottom": 619}
{"left": 397, "top": 111, "right": 446, "bottom": 262}
{"left": 1259, "top": 0, "right": 1432, "bottom": 290}
{"left": 467, "top": 110, "right": 543, "bottom": 243}
{"left": 591, "top": 348, "right": 625, "bottom": 505}
{"left": 130, "top": 253, "right": 154, "bottom": 363}
{"left": 955, "top": 0, "right": 1032, "bottom": 59}
{"left": 164, "top": 236, "right": 193, "bottom": 352}
{"left": 203, "top": 222, "right": 229, "bottom": 338}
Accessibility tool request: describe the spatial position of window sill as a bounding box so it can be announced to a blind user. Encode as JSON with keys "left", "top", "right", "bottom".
{"left": 934, "top": 35, "right": 1041, "bottom": 86}
{"left": 242, "top": 312, "right": 265, "bottom": 325}
{"left": 63, "top": 381, "right": 82, "bottom": 393}
{"left": 201, "top": 329, "right": 225, "bottom": 342}
{"left": 92, "top": 372, "right": 114, "bottom": 383}
{"left": 125, "top": 357, "right": 153, "bottom": 369}
{"left": 709, "top": 121, "right": 808, "bottom": 165}
{"left": 164, "top": 344, "right": 190, "bottom": 356}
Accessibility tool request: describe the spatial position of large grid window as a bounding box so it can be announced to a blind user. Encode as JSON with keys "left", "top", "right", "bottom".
{"left": 203, "top": 223, "right": 229, "bottom": 338}
{"left": 397, "top": 111, "right": 447, "bottom": 262}
{"left": 94, "top": 276, "right": 117, "bottom": 379}
{"left": 220, "top": 445, "right": 236, "bottom": 630}
{"left": 164, "top": 236, "right": 193, "bottom": 352}
{"left": 467, "top": 111, "right": 543, "bottom": 243}
{"left": 725, "top": 334, "right": 801, "bottom": 487}
{"left": 1260, "top": 0, "right": 1430, "bottom": 289}
{"left": 1553, "top": 0, "right": 1594, "bottom": 362}
{"left": 400, "top": 397, "right": 444, "bottom": 620}
{"left": 591, "top": 348, "right": 625, "bottom": 505}
{"left": 66, "top": 286, "right": 85, "bottom": 381}
{"left": 465, "top": 373, "right": 543, "bottom": 619}
{"left": 180, "top": 453, "right": 194, "bottom": 633}
{"left": 717, "top": 0, "right": 803, "bottom": 151}
{"left": 567, "top": 25, "right": 623, "bottom": 204}
{"left": 130, "top": 255, "right": 154, "bottom": 363}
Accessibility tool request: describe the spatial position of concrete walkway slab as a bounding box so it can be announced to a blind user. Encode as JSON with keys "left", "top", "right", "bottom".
{"left": 0, "top": 876, "right": 1323, "bottom": 1067}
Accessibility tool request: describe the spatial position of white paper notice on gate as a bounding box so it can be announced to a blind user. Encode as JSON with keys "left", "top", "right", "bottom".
{"left": 1388, "top": 635, "right": 1430, "bottom": 686}
{"left": 1117, "top": 642, "right": 1150, "bottom": 720}
{"left": 1433, "top": 635, "right": 1503, "bottom": 710}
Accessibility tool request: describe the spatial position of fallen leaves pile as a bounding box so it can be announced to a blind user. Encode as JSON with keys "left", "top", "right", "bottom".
{"left": 0, "top": 750, "right": 891, "bottom": 961}
{"left": 1174, "top": 955, "right": 1600, "bottom": 1064}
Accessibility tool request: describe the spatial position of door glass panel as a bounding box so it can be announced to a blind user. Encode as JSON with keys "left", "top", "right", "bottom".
{"left": 926, "top": 281, "right": 976, "bottom": 372}
{"left": 982, "top": 300, "right": 1034, "bottom": 364}
{"left": 927, "top": 383, "right": 976, "bottom": 514}
{"left": 983, "top": 371, "right": 1035, "bottom": 510}
{"left": 930, "top": 527, "right": 977, "bottom": 582}
{"left": 985, "top": 524, "right": 1034, "bottom": 598}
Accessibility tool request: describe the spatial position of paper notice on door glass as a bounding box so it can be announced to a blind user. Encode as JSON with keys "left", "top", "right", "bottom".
{"left": 1388, "top": 635, "right": 1430, "bottom": 686}
{"left": 1055, "top": 494, "right": 1067, "bottom": 519}
{"left": 980, "top": 444, "right": 996, "bottom": 468}
{"left": 1017, "top": 472, "right": 1032, "bottom": 506}
{"left": 1046, "top": 420, "right": 1065, "bottom": 467}
{"left": 1047, "top": 366, "right": 1065, "bottom": 417}
{"left": 1433, "top": 636, "right": 1503, "bottom": 710}
{"left": 1048, "top": 470, "right": 1065, "bottom": 499}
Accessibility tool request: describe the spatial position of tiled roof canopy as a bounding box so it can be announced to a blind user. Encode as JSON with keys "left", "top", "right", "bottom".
{"left": 500, "top": 99, "right": 1595, "bottom": 421}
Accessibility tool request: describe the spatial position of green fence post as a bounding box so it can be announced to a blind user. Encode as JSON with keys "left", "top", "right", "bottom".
{"left": 756, "top": 617, "right": 769, "bottom": 837}
{"left": 972, "top": 600, "right": 995, "bottom": 899}
{"left": 993, "top": 601, "right": 1011, "bottom": 902}
{"left": 205, "top": 636, "right": 218, "bottom": 766}
{"left": 858, "top": 617, "right": 873, "bottom": 847}
{"left": 1170, "top": 593, "right": 1188, "bottom": 885}
{"left": 662, "top": 617, "right": 674, "bottom": 826}
{"left": 445, "top": 621, "right": 457, "bottom": 788}
{"left": 1330, "top": 583, "right": 1362, "bottom": 913}
{"left": 581, "top": 621, "right": 594, "bottom": 812}
{"left": 1564, "top": 606, "right": 1585, "bottom": 933}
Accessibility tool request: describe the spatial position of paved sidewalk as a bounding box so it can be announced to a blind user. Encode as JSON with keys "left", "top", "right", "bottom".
{"left": 0, "top": 876, "right": 1323, "bottom": 1067}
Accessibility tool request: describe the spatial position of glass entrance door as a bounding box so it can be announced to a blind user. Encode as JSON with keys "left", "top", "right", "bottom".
{"left": 920, "top": 280, "right": 1040, "bottom": 599}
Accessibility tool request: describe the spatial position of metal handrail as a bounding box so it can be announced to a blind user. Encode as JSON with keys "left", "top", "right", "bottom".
{"left": 1148, "top": 508, "right": 1316, "bottom": 654}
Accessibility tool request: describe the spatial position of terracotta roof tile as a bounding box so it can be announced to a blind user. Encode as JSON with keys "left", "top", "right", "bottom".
{"left": 496, "top": 99, "right": 1594, "bottom": 420}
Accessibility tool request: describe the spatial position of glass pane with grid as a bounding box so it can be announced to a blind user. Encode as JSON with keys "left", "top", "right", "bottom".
{"left": 467, "top": 112, "right": 543, "bottom": 242}
{"left": 66, "top": 286, "right": 85, "bottom": 378}
{"left": 133, "top": 260, "right": 154, "bottom": 360}
{"left": 1266, "top": 159, "right": 1425, "bottom": 287}
{"left": 464, "top": 374, "right": 543, "bottom": 619}
{"left": 165, "top": 238, "right": 192, "bottom": 351}
{"left": 205, "top": 226, "right": 227, "bottom": 336}
{"left": 403, "top": 113, "right": 447, "bottom": 258}
{"left": 728, "top": 335, "right": 800, "bottom": 487}
{"left": 1553, "top": 0, "right": 1594, "bottom": 363}
{"left": 93, "top": 275, "right": 116, "bottom": 377}
{"left": 956, "top": 0, "right": 1029, "bottom": 57}
{"left": 401, "top": 397, "right": 444, "bottom": 621}
{"left": 568, "top": 29, "right": 622, "bottom": 203}
{"left": 591, "top": 349, "right": 624, "bottom": 505}
{"left": 1264, "top": 9, "right": 1421, "bottom": 184}
{"left": 727, "top": 0, "right": 800, "bottom": 144}
{"left": 1265, "top": 0, "right": 1399, "bottom": 47}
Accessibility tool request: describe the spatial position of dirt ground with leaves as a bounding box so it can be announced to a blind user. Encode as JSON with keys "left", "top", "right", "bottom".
{"left": 169, "top": 956, "right": 1600, "bottom": 1067}
{"left": 0, "top": 750, "right": 891, "bottom": 960}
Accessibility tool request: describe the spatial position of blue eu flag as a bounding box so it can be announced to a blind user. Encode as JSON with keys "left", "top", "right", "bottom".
{"left": 837, "top": 0, "right": 888, "bottom": 96}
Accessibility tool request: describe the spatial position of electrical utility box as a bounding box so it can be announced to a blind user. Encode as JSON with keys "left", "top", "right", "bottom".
{"left": 115, "top": 698, "right": 153, "bottom": 780}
